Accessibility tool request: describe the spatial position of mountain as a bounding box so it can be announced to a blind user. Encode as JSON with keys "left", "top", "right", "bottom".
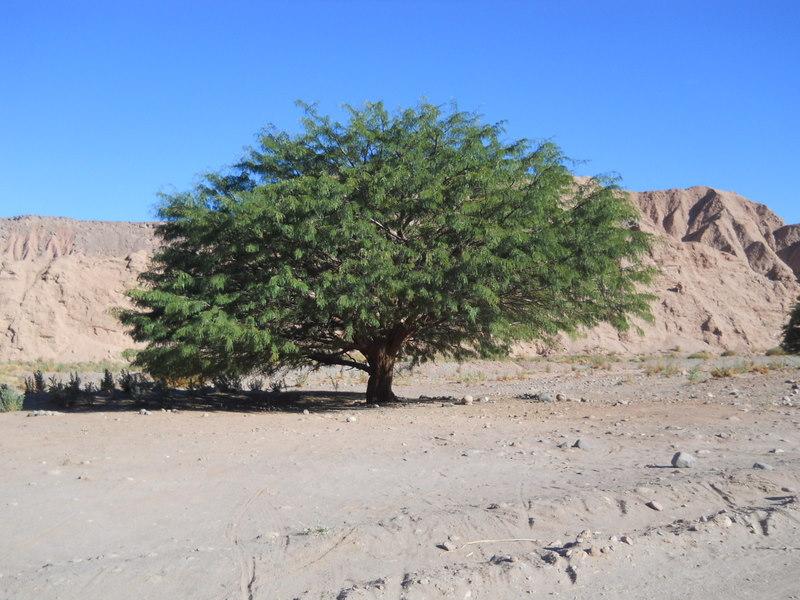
{"left": 1, "top": 187, "right": 798, "bottom": 362}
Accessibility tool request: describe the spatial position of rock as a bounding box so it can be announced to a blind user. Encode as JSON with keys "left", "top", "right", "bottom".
{"left": 646, "top": 501, "right": 663, "bottom": 511}
{"left": 538, "top": 392, "right": 554, "bottom": 403}
{"left": 202, "top": 412, "right": 210, "bottom": 417}
{"left": 481, "top": 396, "right": 490, "bottom": 403}
{"left": 139, "top": 409, "right": 150, "bottom": 416}
{"left": 713, "top": 514, "right": 733, "bottom": 527}
{"left": 489, "top": 554, "right": 516, "bottom": 565}
{"left": 461, "top": 395, "right": 474, "bottom": 406}
{"left": 620, "top": 535, "right": 634, "bottom": 545}
{"left": 572, "top": 439, "right": 590, "bottom": 450}
{"left": 438, "top": 539, "right": 459, "bottom": 551}
{"left": 586, "top": 546, "right": 601, "bottom": 557}
{"left": 768, "top": 448, "right": 784, "bottom": 454}
{"left": 346, "top": 415, "right": 357, "bottom": 423}
{"left": 541, "top": 551, "right": 559, "bottom": 565}
{"left": 302, "top": 409, "right": 310, "bottom": 415}
{"left": 576, "top": 529, "right": 593, "bottom": 542}
{"left": 556, "top": 393, "right": 566, "bottom": 402}
{"left": 671, "top": 451, "right": 696, "bottom": 468}
{"left": 752, "top": 462, "right": 774, "bottom": 470}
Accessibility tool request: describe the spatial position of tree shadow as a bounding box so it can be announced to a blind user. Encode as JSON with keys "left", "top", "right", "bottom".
{"left": 21, "top": 388, "right": 451, "bottom": 414}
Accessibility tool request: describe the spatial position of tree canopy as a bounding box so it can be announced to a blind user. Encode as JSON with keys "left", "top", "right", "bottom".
{"left": 782, "top": 299, "right": 800, "bottom": 354}
{"left": 120, "top": 101, "right": 655, "bottom": 403}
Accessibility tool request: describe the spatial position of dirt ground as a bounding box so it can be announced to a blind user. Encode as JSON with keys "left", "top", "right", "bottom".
{"left": 2, "top": 358, "right": 800, "bottom": 599}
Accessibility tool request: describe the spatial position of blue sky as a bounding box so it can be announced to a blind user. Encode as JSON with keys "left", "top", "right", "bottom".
{"left": 1, "top": 1, "right": 798, "bottom": 223}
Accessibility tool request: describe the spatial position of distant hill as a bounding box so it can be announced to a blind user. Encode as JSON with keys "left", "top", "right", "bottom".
{"left": 1, "top": 187, "right": 799, "bottom": 362}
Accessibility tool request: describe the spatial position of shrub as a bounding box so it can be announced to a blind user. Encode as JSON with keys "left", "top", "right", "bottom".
{"left": 248, "top": 378, "right": 264, "bottom": 392}
{"left": 720, "top": 350, "right": 737, "bottom": 357}
{"left": 212, "top": 374, "right": 242, "bottom": 393}
{"left": 0, "top": 385, "right": 24, "bottom": 412}
{"left": 100, "top": 369, "right": 115, "bottom": 393}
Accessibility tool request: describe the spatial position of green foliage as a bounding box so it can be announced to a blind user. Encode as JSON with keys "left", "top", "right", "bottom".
{"left": 782, "top": 299, "right": 800, "bottom": 354}
{"left": 120, "top": 101, "right": 655, "bottom": 402}
{"left": 0, "top": 384, "right": 24, "bottom": 412}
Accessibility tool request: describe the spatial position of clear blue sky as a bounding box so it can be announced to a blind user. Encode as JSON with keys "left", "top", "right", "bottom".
{"left": 1, "top": 1, "right": 798, "bottom": 223}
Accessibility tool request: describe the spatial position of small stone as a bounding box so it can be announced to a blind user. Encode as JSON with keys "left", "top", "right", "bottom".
{"left": 671, "top": 451, "right": 696, "bottom": 468}
{"left": 202, "top": 412, "right": 210, "bottom": 417}
{"left": 537, "top": 392, "right": 554, "bottom": 403}
{"left": 713, "top": 515, "right": 733, "bottom": 527}
{"left": 139, "top": 409, "right": 150, "bottom": 416}
{"left": 768, "top": 448, "right": 784, "bottom": 454}
{"left": 461, "top": 395, "right": 474, "bottom": 406}
{"left": 489, "top": 554, "right": 516, "bottom": 565}
{"left": 541, "top": 551, "right": 559, "bottom": 565}
{"left": 556, "top": 393, "right": 566, "bottom": 402}
{"left": 302, "top": 409, "right": 310, "bottom": 415}
{"left": 752, "top": 462, "right": 773, "bottom": 470}
{"left": 586, "top": 546, "right": 601, "bottom": 557}
{"left": 576, "top": 529, "right": 593, "bottom": 542}
{"left": 346, "top": 415, "right": 357, "bottom": 423}
{"left": 481, "top": 396, "right": 490, "bottom": 403}
{"left": 646, "top": 501, "right": 663, "bottom": 511}
{"left": 572, "top": 439, "right": 590, "bottom": 450}
{"left": 620, "top": 535, "right": 634, "bottom": 545}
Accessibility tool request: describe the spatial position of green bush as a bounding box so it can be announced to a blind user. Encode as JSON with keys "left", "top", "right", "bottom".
{"left": 0, "top": 385, "right": 24, "bottom": 412}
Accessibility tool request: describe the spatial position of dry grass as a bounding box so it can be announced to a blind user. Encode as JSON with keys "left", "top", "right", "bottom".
{"left": 643, "top": 362, "right": 683, "bottom": 377}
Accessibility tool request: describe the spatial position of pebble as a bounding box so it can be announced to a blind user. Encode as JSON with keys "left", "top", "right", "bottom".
{"left": 489, "top": 554, "right": 516, "bottom": 565}
{"left": 620, "top": 535, "right": 634, "bottom": 545}
{"left": 538, "top": 393, "right": 554, "bottom": 403}
{"left": 461, "top": 395, "right": 474, "bottom": 406}
{"left": 541, "top": 551, "right": 559, "bottom": 565}
{"left": 556, "top": 393, "right": 566, "bottom": 402}
{"left": 302, "top": 409, "right": 310, "bottom": 415}
{"left": 713, "top": 515, "right": 733, "bottom": 527}
{"left": 768, "top": 448, "right": 784, "bottom": 454}
{"left": 572, "top": 439, "right": 590, "bottom": 450}
{"left": 139, "top": 409, "right": 150, "bottom": 416}
{"left": 346, "top": 415, "right": 357, "bottom": 423}
{"left": 752, "top": 462, "right": 774, "bottom": 470}
{"left": 671, "top": 451, "right": 696, "bottom": 468}
{"left": 646, "top": 501, "right": 663, "bottom": 511}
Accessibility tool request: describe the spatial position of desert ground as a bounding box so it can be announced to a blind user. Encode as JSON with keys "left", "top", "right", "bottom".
{"left": 2, "top": 355, "right": 799, "bottom": 599}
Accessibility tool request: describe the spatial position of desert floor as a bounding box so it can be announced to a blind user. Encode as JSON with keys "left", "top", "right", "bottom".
{"left": 2, "top": 356, "right": 800, "bottom": 599}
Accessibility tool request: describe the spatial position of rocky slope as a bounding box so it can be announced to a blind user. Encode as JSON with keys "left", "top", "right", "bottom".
{"left": 1, "top": 187, "right": 799, "bottom": 362}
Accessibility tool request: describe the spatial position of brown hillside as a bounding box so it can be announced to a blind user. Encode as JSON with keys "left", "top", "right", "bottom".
{"left": 1, "top": 188, "right": 798, "bottom": 362}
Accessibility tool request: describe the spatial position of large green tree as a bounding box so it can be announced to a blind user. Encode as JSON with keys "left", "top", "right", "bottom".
{"left": 782, "top": 299, "right": 800, "bottom": 354}
{"left": 121, "top": 102, "right": 654, "bottom": 403}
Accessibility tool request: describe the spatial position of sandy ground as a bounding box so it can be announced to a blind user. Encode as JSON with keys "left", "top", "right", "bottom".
{"left": 2, "top": 360, "right": 800, "bottom": 599}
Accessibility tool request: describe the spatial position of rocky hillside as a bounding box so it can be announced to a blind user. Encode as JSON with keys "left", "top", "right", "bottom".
{"left": 1, "top": 187, "right": 799, "bottom": 362}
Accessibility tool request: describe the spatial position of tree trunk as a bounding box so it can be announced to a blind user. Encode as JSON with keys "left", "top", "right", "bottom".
{"left": 365, "top": 347, "right": 397, "bottom": 404}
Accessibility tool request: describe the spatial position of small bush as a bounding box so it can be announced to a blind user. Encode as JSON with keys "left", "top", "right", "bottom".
{"left": 721, "top": 350, "right": 737, "bottom": 357}
{"left": 0, "top": 384, "right": 24, "bottom": 412}
{"left": 118, "top": 370, "right": 135, "bottom": 394}
{"left": 100, "top": 369, "right": 115, "bottom": 394}
{"left": 248, "top": 378, "right": 264, "bottom": 392}
{"left": 212, "top": 374, "right": 242, "bottom": 392}
{"left": 644, "top": 362, "right": 682, "bottom": 377}
{"left": 687, "top": 364, "right": 705, "bottom": 383}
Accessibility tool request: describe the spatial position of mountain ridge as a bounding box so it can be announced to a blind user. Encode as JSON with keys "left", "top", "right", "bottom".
{"left": 1, "top": 186, "right": 798, "bottom": 361}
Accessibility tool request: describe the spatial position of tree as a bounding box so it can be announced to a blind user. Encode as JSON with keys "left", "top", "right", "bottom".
{"left": 782, "top": 299, "right": 800, "bottom": 354}
{"left": 120, "top": 101, "right": 655, "bottom": 403}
